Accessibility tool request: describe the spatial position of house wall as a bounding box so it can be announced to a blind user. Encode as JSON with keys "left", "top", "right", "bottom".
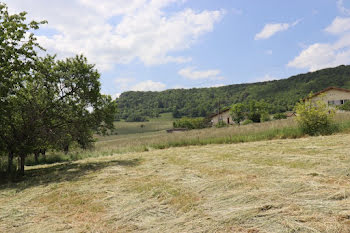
{"left": 211, "top": 110, "right": 233, "bottom": 125}
{"left": 311, "top": 89, "right": 350, "bottom": 106}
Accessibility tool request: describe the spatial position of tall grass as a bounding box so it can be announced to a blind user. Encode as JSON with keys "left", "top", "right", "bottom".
{"left": 2, "top": 113, "right": 350, "bottom": 170}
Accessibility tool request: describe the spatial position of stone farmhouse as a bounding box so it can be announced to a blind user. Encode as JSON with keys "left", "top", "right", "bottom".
{"left": 307, "top": 87, "right": 350, "bottom": 106}
{"left": 209, "top": 108, "right": 233, "bottom": 125}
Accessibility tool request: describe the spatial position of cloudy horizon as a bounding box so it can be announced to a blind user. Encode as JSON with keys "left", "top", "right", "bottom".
{"left": 5, "top": 0, "right": 350, "bottom": 97}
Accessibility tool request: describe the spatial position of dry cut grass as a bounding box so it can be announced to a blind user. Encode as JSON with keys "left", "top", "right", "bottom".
{"left": 1, "top": 133, "right": 350, "bottom": 232}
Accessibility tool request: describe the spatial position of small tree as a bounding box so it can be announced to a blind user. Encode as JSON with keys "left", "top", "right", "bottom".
{"left": 247, "top": 100, "right": 270, "bottom": 123}
{"left": 230, "top": 103, "right": 246, "bottom": 124}
{"left": 294, "top": 95, "right": 336, "bottom": 136}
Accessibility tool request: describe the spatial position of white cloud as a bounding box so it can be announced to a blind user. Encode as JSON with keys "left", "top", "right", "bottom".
{"left": 114, "top": 78, "right": 166, "bottom": 92}
{"left": 178, "top": 67, "right": 223, "bottom": 80}
{"left": 256, "top": 74, "right": 278, "bottom": 82}
{"left": 111, "top": 93, "right": 122, "bottom": 99}
{"left": 255, "top": 20, "right": 300, "bottom": 40}
{"left": 266, "top": 50, "right": 273, "bottom": 55}
{"left": 114, "top": 78, "right": 135, "bottom": 89}
{"left": 337, "top": 0, "right": 350, "bottom": 15}
{"left": 325, "top": 17, "right": 350, "bottom": 35}
{"left": 131, "top": 80, "right": 166, "bottom": 91}
{"left": 288, "top": 17, "right": 350, "bottom": 71}
{"left": 5, "top": 0, "right": 224, "bottom": 70}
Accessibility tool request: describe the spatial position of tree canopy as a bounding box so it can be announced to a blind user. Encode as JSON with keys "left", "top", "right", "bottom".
{"left": 116, "top": 65, "right": 350, "bottom": 120}
{"left": 0, "top": 3, "right": 117, "bottom": 176}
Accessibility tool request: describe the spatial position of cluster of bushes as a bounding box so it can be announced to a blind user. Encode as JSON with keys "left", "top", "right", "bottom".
{"left": 126, "top": 114, "right": 149, "bottom": 122}
{"left": 230, "top": 100, "right": 271, "bottom": 124}
{"left": 173, "top": 117, "right": 209, "bottom": 130}
{"left": 273, "top": 113, "right": 288, "bottom": 120}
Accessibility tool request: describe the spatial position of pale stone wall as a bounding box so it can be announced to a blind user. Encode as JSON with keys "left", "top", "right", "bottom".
{"left": 211, "top": 110, "right": 233, "bottom": 125}
{"left": 312, "top": 89, "right": 350, "bottom": 106}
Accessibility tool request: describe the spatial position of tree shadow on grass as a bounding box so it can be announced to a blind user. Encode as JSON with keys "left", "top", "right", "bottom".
{"left": 0, "top": 158, "right": 142, "bottom": 192}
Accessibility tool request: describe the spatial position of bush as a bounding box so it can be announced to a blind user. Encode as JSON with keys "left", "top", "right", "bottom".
{"left": 173, "top": 117, "right": 208, "bottom": 130}
{"left": 338, "top": 101, "right": 350, "bottom": 111}
{"left": 247, "top": 112, "right": 262, "bottom": 123}
{"left": 215, "top": 121, "right": 227, "bottom": 128}
{"left": 126, "top": 114, "right": 148, "bottom": 122}
{"left": 273, "top": 113, "right": 287, "bottom": 120}
{"left": 260, "top": 113, "right": 271, "bottom": 122}
{"left": 294, "top": 96, "right": 337, "bottom": 136}
{"left": 242, "top": 119, "right": 253, "bottom": 125}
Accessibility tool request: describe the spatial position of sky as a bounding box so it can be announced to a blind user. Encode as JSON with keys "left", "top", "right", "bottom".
{"left": 4, "top": 0, "right": 350, "bottom": 98}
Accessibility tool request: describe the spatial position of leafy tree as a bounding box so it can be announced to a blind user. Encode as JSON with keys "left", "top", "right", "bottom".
{"left": 294, "top": 94, "right": 337, "bottom": 136}
{"left": 246, "top": 100, "right": 270, "bottom": 123}
{"left": 230, "top": 103, "right": 246, "bottom": 124}
{"left": 0, "top": 3, "right": 46, "bottom": 174}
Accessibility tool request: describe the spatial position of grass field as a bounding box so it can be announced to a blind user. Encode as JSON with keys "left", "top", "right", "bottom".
{"left": 3, "top": 112, "right": 348, "bottom": 168}
{"left": 111, "top": 113, "right": 174, "bottom": 135}
{"left": 1, "top": 133, "right": 350, "bottom": 232}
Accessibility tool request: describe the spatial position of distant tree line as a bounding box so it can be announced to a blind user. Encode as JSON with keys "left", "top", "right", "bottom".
{"left": 0, "top": 3, "right": 117, "bottom": 176}
{"left": 116, "top": 65, "right": 350, "bottom": 121}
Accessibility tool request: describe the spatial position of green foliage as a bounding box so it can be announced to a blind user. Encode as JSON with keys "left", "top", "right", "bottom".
{"left": 0, "top": 3, "right": 117, "bottom": 175}
{"left": 260, "top": 113, "right": 271, "bottom": 122}
{"left": 215, "top": 121, "right": 228, "bottom": 128}
{"left": 273, "top": 113, "right": 288, "bottom": 120}
{"left": 295, "top": 94, "right": 337, "bottom": 136}
{"left": 173, "top": 117, "right": 208, "bottom": 130}
{"left": 242, "top": 119, "right": 253, "bottom": 125}
{"left": 229, "top": 100, "right": 270, "bottom": 124}
{"left": 338, "top": 101, "right": 350, "bottom": 111}
{"left": 246, "top": 100, "right": 270, "bottom": 123}
{"left": 230, "top": 103, "right": 246, "bottom": 124}
{"left": 116, "top": 65, "right": 350, "bottom": 120}
{"left": 126, "top": 114, "right": 148, "bottom": 122}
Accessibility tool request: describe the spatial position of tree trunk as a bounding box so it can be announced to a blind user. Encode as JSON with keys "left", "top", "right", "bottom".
{"left": 41, "top": 149, "right": 46, "bottom": 160}
{"left": 7, "top": 151, "right": 13, "bottom": 174}
{"left": 34, "top": 151, "right": 39, "bottom": 164}
{"left": 19, "top": 155, "right": 25, "bottom": 176}
{"left": 64, "top": 145, "right": 69, "bottom": 155}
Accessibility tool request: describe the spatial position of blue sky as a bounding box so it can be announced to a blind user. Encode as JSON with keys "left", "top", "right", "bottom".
{"left": 5, "top": 0, "right": 350, "bottom": 98}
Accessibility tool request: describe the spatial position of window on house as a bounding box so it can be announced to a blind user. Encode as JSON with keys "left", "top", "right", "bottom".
{"left": 341, "top": 100, "right": 344, "bottom": 105}
{"left": 328, "top": 100, "right": 335, "bottom": 105}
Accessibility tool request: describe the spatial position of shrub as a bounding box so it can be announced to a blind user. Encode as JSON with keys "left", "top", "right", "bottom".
{"left": 173, "top": 117, "right": 208, "bottom": 129}
{"left": 338, "top": 101, "right": 350, "bottom": 111}
{"left": 215, "top": 121, "right": 227, "bottom": 128}
{"left": 273, "top": 113, "right": 287, "bottom": 120}
{"left": 294, "top": 96, "right": 337, "bottom": 136}
{"left": 242, "top": 119, "right": 253, "bottom": 125}
{"left": 126, "top": 114, "right": 148, "bottom": 122}
{"left": 260, "top": 113, "right": 271, "bottom": 122}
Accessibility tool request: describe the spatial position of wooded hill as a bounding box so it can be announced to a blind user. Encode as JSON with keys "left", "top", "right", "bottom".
{"left": 116, "top": 65, "right": 350, "bottom": 120}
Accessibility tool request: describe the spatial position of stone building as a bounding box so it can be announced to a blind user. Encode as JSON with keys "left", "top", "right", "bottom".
{"left": 307, "top": 87, "right": 350, "bottom": 106}
{"left": 209, "top": 108, "right": 233, "bottom": 125}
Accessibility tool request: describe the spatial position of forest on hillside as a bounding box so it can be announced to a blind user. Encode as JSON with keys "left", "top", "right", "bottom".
{"left": 116, "top": 65, "right": 350, "bottom": 120}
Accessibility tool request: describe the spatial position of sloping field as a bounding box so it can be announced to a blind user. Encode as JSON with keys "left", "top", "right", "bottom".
{"left": 1, "top": 134, "right": 350, "bottom": 232}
